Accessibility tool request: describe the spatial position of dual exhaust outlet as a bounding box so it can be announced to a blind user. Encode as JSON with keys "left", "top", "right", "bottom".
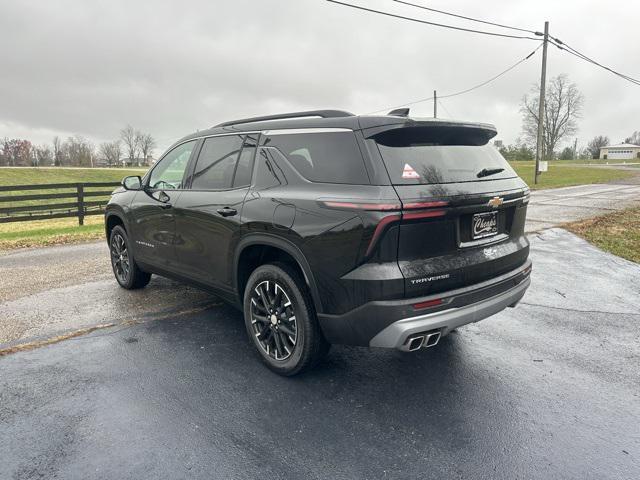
{"left": 400, "top": 330, "right": 442, "bottom": 352}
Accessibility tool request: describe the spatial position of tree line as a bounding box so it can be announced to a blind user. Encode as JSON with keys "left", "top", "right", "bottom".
{"left": 0, "top": 125, "right": 156, "bottom": 168}
{"left": 499, "top": 73, "right": 639, "bottom": 160}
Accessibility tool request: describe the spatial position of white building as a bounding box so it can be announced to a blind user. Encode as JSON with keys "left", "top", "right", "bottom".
{"left": 599, "top": 143, "right": 640, "bottom": 160}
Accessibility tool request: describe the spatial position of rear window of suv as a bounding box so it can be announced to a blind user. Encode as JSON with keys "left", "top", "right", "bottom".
{"left": 374, "top": 126, "right": 516, "bottom": 185}
{"left": 263, "top": 131, "right": 369, "bottom": 184}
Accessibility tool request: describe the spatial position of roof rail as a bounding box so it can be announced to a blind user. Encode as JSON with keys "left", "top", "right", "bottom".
{"left": 214, "top": 110, "right": 355, "bottom": 128}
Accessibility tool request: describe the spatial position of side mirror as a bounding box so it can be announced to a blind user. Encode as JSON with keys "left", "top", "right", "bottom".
{"left": 122, "top": 175, "right": 142, "bottom": 190}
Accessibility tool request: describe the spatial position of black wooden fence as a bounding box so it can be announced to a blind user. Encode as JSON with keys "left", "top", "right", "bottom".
{"left": 0, "top": 182, "right": 120, "bottom": 225}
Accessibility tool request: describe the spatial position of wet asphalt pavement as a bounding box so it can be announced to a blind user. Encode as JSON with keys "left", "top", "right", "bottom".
{"left": 1, "top": 228, "right": 639, "bottom": 479}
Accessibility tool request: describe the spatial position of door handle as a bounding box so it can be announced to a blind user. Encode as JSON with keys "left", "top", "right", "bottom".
{"left": 217, "top": 207, "right": 237, "bottom": 217}
{"left": 159, "top": 202, "right": 172, "bottom": 209}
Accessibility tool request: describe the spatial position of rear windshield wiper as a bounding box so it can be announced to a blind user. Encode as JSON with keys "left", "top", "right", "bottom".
{"left": 477, "top": 167, "right": 505, "bottom": 178}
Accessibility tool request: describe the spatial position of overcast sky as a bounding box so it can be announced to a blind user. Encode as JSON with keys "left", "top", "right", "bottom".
{"left": 1, "top": 0, "right": 638, "bottom": 156}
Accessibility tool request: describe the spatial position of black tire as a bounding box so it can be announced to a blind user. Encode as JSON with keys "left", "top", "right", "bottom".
{"left": 109, "top": 225, "right": 151, "bottom": 290}
{"left": 243, "top": 262, "right": 330, "bottom": 376}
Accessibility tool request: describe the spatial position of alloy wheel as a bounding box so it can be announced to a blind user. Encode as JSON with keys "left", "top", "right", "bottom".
{"left": 249, "top": 280, "right": 298, "bottom": 361}
{"left": 110, "top": 233, "right": 130, "bottom": 284}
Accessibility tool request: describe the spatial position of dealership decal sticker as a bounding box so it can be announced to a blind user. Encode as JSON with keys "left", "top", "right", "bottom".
{"left": 402, "top": 163, "right": 420, "bottom": 179}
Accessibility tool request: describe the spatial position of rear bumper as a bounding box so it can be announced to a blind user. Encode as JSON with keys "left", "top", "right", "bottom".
{"left": 317, "top": 259, "right": 531, "bottom": 348}
{"left": 369, "top": 275, "right": 530, "bottom": 349}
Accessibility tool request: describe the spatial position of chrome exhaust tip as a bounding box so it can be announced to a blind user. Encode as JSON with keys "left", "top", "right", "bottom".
{"left": 423, "top": 331, "right": 441, "bottom": 348}
{"left": 401, "top": 335, "right": 425, "bottom": 352}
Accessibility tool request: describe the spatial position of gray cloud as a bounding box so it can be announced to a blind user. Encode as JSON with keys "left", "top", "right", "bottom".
{"left": 1, "top": 0, "right": 638, "bottom": 155}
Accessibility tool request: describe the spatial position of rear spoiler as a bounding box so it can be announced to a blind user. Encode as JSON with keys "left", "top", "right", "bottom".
{"left": 361, "top": 118, "right": 498, "bottom": 147}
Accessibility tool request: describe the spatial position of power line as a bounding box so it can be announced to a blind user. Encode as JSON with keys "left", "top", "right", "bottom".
{"left": 392, "top": 0, "right": 540, "bottom": 35}
{"left": 549, "top": 37, "right": 640, "bottom": 86}
{"left": 366, "top": 45, "right": 542, "bottom": 114}
{"left": 326, "top": 0, "right": 543, "bottom": 41}
{"left": 437, "top": 99, "right": 454, "bottom": 118}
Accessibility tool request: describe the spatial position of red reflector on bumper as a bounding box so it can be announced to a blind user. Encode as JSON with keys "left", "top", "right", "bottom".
{"left": 412, "top": 298, "right": 443, "bottom": 310}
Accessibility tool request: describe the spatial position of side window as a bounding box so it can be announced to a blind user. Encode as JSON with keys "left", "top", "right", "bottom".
{"left": 148, "top": 141, "right": 196, "bottom": 189}
{"left": 263, "top": 131, "right": 369, "bottom": 184}
{"left": 254, "top": 148, "right": 285, "bottom": 190}
{"left": 191, "top": 135, "right": 244, "bottom": 190}
{"left": 233, "top": 134, "right": 258, "bottom": 188}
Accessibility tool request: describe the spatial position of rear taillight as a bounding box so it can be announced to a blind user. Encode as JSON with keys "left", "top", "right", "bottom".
{"left": 320, "top": 199, "right": 449, "bottom": 213}
{"left": 320, "top": 199, "right": 450, "bottom": 257}
{"left": 402, "top": 209, "right": 446, "bottom": 221}
{"left": 365, "top": 213, "right": 401, "bottom": 256}
{"left": 321, "top": 201, "right": 401, "bottom": 211}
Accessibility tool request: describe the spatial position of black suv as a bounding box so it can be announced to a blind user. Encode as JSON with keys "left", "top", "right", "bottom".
{"left": 105, "top": 109, "right": 531, "bottom": 375}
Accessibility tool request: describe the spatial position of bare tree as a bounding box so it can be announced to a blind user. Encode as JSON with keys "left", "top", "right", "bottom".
{"left": 120, "top": 125, "right": 139, "bottom": 166}
{"left": 1, "top": 138, "right": 32, "bottom": 166}
{"left": 34, "top": 144, "right": 53, "bottom": 166}
{"left": 99, "top": 140, "right": 122, "bottom": 167}
{"left": 520, "top": 74, "right": 584, "bottom": 159}
{"left": 138, "top": 133, "right": 156, "bottom": 165}
{"left": 53, "top": 136, "right": 64, "bottom": 166}
{"left": 587, "top": 135, "right": 609, "bottom": 159}
{"left": 624, "top": 131, "right": 640, "bottom": 145}
{"left": 134, "top": 130, "right": 144, "bottom": 167}
{"left": 0, "top": 137, "right": 10, "bottom": 166}
{"left": 64, "top": 136, "right": 94, "bottom": 167}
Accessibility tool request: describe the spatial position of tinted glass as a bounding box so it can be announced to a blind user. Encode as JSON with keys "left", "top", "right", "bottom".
{"left": 264, "top": 131, "right": 369, "bottom": 184}
{"left": 191, "top": 135, "right": 244, "bottom": 190}
{"left": 254, "top": 148, "right": 285, "bottom": 190}
{"left": 148, "top": 141, "right": 195, "bottom": 189}
{"left": 233, "top": 135, "right": 257, "bottom": 187}
{"left": 374, "top": 127, "right": 515, "bottom": 184}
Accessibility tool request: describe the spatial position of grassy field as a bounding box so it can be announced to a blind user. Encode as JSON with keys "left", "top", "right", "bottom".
{"left": 0, "top": 216, "right": 105, "bottom": 251}
{"left": 547, "top": 159, "right": 640, "bottom": 165}
{"left": 0, "top": 167, "right": 147, "bottom": 203}
{"left": 509, "top": 161, "right": 635, "bottom": 189}
{"left": 0, "top": 166, "right": 147, "bottom": 186}
{"left": 0, "top": 167, "right": 146, "bottom": 251}
{"left": 565, "top": 207, "right": 640, "bottom": 263}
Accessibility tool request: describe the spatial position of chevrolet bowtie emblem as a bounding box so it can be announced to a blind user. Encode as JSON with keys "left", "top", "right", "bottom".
{"left": 487, "top": 197, "right": 504, "bottom": 208}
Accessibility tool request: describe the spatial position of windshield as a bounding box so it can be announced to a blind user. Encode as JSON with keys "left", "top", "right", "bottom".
{"left": 373, "top": 125, "right": 516, "bottom": 185}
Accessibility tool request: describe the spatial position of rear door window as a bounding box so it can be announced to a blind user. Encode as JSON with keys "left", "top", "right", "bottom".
{"left": 233, "top": 135, "right": 258, "bottom": 188}
{"left": 263, "top": 131, "right": 369, "bottom": 184}
{"left": 254, "top": 148, "right": 286, "bottom": 190}
{"left": 374, "top": 127, "right": 516, "bottom": 185}
{"left": 191, "top": 135, "right": 244, "bottom": 190}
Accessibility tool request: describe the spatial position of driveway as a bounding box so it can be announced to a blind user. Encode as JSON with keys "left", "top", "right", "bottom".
{"left": 1, "top": 229, "right": 639, "bottom": 479}
{"left": 526, "top": 182, "right": 640, "bottom": 231}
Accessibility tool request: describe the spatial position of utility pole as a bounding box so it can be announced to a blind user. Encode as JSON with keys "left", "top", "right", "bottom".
{"left": 534, "top": 21, "right": 549, "bottom": 185}
{"left": 433, "top": 90, "right": 437, "bottom": 118}
{"left": 573, "top": 137, "right": 578, "bottom": 160}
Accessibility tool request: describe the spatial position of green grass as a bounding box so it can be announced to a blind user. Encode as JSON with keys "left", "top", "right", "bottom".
{"left": 0, "top": 166, "right": 147, "bottom": 207}
{"left": 0, "top": 216, "right": 105, "bottom": 251}
{"left": 509, "top": 161, "right": 636, "bottom": 189}
{"left": 548, "top": 159, "right": 640, "bottom": 165}
{"left": 0, "top": 166, "right": 148, "bottom": 186}
{"left": 565, "top": 207, "right": 640, "bottom": 263}
{"left": 0, "top": 167, "right": 147, "bottom": 251}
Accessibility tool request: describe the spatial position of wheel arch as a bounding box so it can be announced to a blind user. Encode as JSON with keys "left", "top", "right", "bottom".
{"left": 105, "top": 210, "right": 128, "bottom": 240}
{"left": 234, "top": 235, "right": 323, "bottom": 314}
